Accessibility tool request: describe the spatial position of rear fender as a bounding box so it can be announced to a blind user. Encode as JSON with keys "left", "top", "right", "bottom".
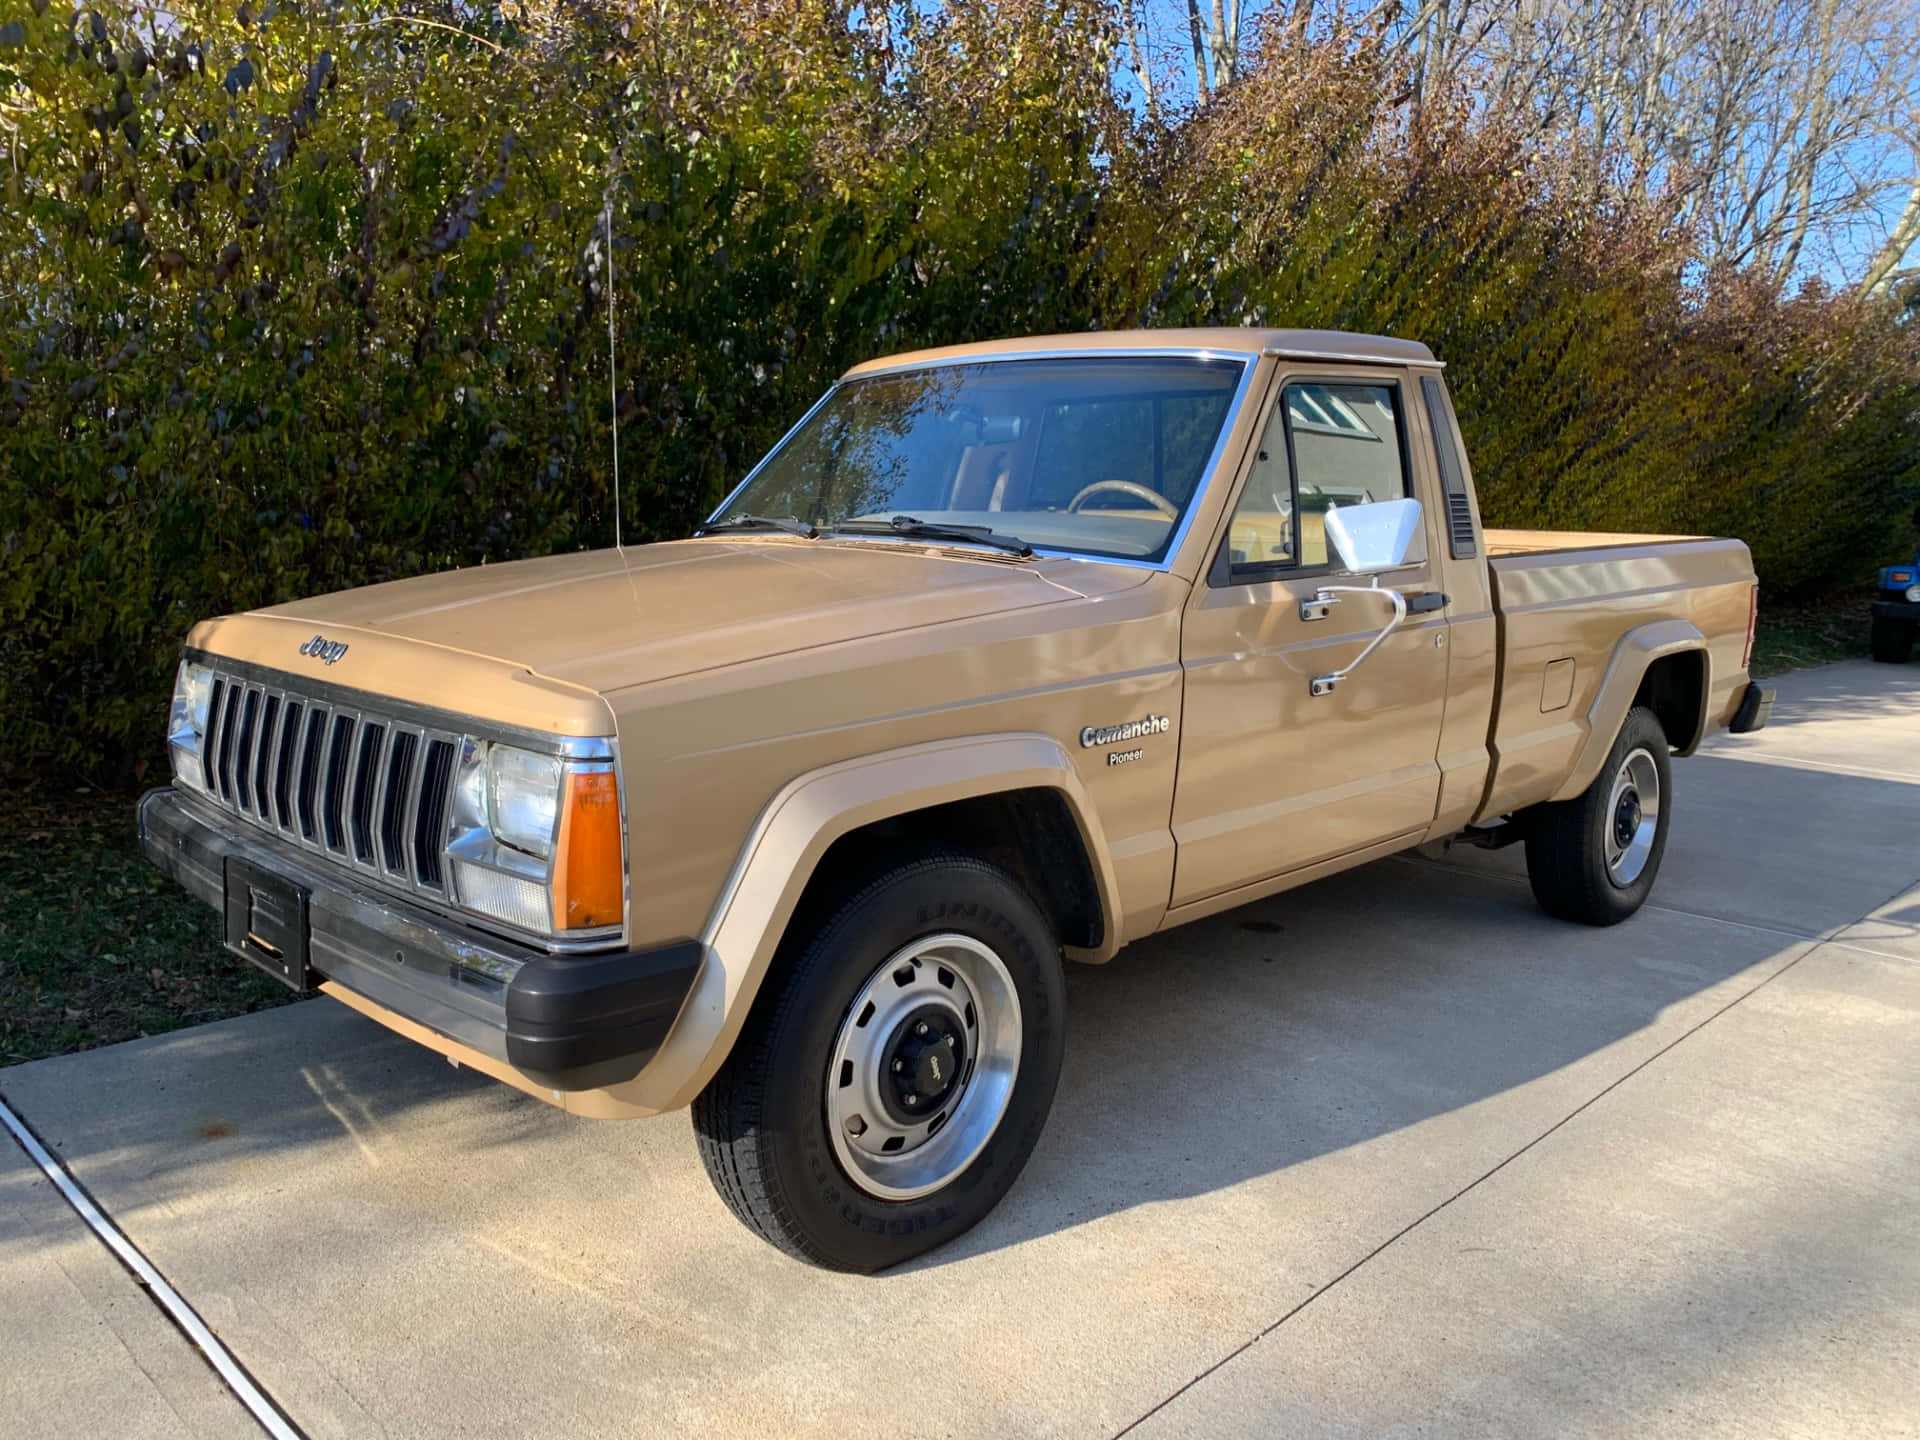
{"left": 1549, "top": 619, "right": 1709, "bottom": 803}
{"left": 611, "top": 733, "right": 1120, "bottom": 1115}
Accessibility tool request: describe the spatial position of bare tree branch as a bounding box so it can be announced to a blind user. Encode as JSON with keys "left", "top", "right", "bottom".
{"left": 1185, "top": 0, "right": 1212, "bottom": 103}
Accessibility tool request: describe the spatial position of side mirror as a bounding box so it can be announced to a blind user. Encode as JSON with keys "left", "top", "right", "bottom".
{"left": 1324, "top": 497, "right": 1426, "bottom": 576}
{"left": 1300, "top": 498, "right": 1428, "bottom": 698}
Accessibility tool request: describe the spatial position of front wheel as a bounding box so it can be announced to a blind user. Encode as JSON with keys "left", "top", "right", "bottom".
{"left": 692, "top": 853, "right": 1065, "bottom": 1272}
{"left": 1524, "top": 705, "right": 1673, "bottom": 926}
{"left": 1870, "top": 614, "right": 1914, "bottom": 664}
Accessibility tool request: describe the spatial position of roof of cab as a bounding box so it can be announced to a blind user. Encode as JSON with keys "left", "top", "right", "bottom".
{"left": 840, "top": 328, "right": 1438, "bottom": 379}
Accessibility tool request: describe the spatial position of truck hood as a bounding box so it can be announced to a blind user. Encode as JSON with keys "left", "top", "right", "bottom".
{"left": 252, "top": 538, "right": 1150, "bottom": 695}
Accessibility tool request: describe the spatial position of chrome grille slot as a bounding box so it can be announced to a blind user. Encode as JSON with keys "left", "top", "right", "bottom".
{"left": 232, "top": 688, "right": 259, "bottom": 811}
{"left": 203, "top": 678, "right": 228, "bottom": 797}
{"left": 323, "top": 714, "right": 354, "bottom": 852}
{"left": 214, "top": 683, "right": 242, "bottom": 802}
{"left": 189, "top": 665, "right": 464, "bottom": 906}
{"left": 350, "top": 722, "right": 386, "bottom": 864}
{"left": 295, "top": 706, "right": 327, "bottom": 840}
{"left": 380, "top": 731, "right": 418, "bottom": 875}
{"left": 272, "top": 701, "right": 303, "bottom": 830}
{"left": 252, "top": 694, "right": 280, "bottom": 818}
{"left": 414, "top": 740, "right": 456, "bottom": 886}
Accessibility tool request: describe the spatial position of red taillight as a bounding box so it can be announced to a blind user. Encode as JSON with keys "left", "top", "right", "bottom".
{"left": 1742, "top": 585, "right": 1759, "bottom": 671}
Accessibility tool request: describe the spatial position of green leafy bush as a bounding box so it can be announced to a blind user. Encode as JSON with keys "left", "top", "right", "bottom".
{"left": 2, "top": 0, "right": 1915, "bottom": 787}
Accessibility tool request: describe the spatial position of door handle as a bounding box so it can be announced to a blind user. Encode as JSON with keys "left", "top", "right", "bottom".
{"left": 1306, "top": 591, "right": 1447, "bottom": 621}
{"left": 1307, "top": 584, "right": 1408, "bottom": 696}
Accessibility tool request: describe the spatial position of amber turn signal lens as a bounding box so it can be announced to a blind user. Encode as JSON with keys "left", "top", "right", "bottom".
{"left": 552, "top": 769, "right": 623, "bottom": 930}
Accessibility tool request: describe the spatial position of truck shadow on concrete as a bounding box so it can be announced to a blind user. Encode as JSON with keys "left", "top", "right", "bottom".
{"left": 916, "top": 740, "right": 1920, "bottom": 1269}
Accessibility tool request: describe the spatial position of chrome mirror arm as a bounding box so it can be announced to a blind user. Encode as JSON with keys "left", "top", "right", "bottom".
{"left": 1308, "top": 583, "right": 1407, "bottom": 696}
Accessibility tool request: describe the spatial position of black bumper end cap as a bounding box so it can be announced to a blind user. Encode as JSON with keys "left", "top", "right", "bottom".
{"left": 504, "top": 940, "right": 704, "bottom": 1090}
{"left": 1730, "top": 682, "right": 1774, "bottom": 734}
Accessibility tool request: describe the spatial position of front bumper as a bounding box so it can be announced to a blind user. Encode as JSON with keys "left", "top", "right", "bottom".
{"left": 139, "top": 786, "right": 702, "bottom": 1092}
{"left": 1871, "top": 598, "right": 1920, "bottom": 621}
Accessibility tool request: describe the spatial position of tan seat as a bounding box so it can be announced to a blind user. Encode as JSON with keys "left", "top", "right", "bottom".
{"left": 947, "top": 447, "right": 1012, "bottom": 511}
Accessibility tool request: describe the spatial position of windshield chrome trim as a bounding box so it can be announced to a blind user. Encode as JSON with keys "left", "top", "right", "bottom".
{"left": 703, "top": 350, "right": 1262, "bottom": 574}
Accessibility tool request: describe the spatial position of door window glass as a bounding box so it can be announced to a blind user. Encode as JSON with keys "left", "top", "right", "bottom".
{"left": 1225, "top": 382, "right": 1409, "bottom": 575}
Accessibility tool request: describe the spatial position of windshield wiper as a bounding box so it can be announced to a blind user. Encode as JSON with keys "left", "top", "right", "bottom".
{"left": 694, "top": 513, "right": 818, "bottom": 539}
{"left": 832, "top": 515, "right": 1034, "bottom": 557}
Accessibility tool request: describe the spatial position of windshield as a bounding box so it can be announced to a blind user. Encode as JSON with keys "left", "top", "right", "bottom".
{"left": 712, "top": 356, "right": 1247, "bottom": 562}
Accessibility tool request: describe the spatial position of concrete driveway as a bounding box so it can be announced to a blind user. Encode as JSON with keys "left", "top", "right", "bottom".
{"left": 4, "top": 659, "right": 1917, "bottom": 1439}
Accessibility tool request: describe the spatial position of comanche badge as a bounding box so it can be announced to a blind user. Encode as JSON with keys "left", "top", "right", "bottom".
{"left": 1080, "top": 714, "right": 1170, "bottom": 748}
{"left": 299, "top": 634, "right": 350, "bottom": 666}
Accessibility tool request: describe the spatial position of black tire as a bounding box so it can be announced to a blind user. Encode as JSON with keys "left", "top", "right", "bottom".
{"left": 1524, "top": 705, "right": 1674, "bottom": 927}
{"left": 692, "top": 853, "right": 1066, "bottom": 1272}
{"left": 1870, "top": 615, "right": 1914, "bottom": 664}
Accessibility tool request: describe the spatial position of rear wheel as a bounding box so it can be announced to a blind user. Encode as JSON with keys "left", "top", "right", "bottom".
{"left": 692, "top": 853, "right": 1065, "bottom": 1272}
{"left": 1525, "top": 706, "right": 1673, "bottom": 926}
{"left": 1870, "top": 615, "right": 1914, "bottom": 664}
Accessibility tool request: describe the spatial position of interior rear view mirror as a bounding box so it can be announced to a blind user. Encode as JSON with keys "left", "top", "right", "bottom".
{"left": 1325, "top": 497, "right": 1425, "bottom": 575}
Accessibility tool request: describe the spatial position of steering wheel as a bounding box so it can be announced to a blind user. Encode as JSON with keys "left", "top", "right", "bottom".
{"left": 1066, "top": 479, "right": 1180, "bottom": 520}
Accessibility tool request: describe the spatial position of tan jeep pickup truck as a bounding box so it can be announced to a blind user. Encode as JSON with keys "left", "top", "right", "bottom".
{"left": 141, "top": 328, "right": 1773, "bottom": 1271}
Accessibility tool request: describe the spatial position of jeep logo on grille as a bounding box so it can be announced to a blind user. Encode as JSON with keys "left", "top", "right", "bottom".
{"left": 298, "top": 634, "right": 350, "bottom": 666}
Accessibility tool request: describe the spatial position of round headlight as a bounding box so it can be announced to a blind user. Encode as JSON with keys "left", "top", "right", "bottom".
{"left": 1906, "top": 582, "right": 1920, "bottom": 603}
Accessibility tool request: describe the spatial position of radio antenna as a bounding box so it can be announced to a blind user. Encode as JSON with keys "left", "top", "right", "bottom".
{"left": 604, "top": 197, "right": 622, "bottom": 553}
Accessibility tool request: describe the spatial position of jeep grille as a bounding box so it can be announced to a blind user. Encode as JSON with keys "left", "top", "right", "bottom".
{"left": 198, "top": 667, "right": 461, "bottom": 898}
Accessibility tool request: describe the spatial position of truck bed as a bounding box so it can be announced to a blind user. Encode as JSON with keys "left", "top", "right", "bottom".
{"left": 1476, "top": 531, "right": 1755, "bottom": 822}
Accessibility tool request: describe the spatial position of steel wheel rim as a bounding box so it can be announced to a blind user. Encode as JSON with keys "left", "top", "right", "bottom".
{"left": 826, "top": 933, "right": 1022, "bottom": 1201}
{"left": 1604, "top": 747, "right": 1661, "bottom": 886}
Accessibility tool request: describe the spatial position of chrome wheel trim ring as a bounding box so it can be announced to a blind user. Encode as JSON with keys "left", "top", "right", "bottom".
{"left": 825, "top": 933, "right": 1023, "bottom": 1202}
{"left": 1604, "top": 746, "right": 1661, "bottom": 887}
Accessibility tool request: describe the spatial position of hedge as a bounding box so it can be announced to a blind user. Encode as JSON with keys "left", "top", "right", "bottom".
{"left": 3, "top": 0, "right": 1916, "bottom": 784}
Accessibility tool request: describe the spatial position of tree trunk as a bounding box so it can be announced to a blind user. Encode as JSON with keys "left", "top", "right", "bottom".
{"left": 1186, "top": 0, "right": 1211, "bottom": 103}
{"left": 1861, "top": 173, "right": 1920, "bottom": 296}
{"left": 1124, "top": 2, "right": 1158, "bottom": 120}
{"left": 1209, "top": 0, "right": 1234, "bottom": 88}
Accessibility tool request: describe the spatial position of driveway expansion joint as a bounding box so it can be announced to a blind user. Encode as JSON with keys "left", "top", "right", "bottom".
{"left": 0, "top": 1088, "right": 306, "bottom": 1440}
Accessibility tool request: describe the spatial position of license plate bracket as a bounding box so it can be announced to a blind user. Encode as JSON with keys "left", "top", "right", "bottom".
{"left": 223, "top": 857, "right": 313, "bottom": 992}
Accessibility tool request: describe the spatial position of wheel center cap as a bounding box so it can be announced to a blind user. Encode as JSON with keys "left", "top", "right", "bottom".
{"left": 883, "top": 1008, "right": 965, "bottom": 1118}
{"left": 912, "top": 1037, "right": 956, "bottom": 1098}
{"left": 1615, "top": 792, "right": 1641, "bottom": 846}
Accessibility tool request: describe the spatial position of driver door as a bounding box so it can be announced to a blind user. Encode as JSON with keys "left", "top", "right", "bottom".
{"left": 1170, "top": 371, "right": 1451, "bottom": 907}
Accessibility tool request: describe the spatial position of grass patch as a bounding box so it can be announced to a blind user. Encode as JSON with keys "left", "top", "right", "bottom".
{"left": 1751, "top": 590, "right": 1875, "bottom": 678}
{"left": 0, "top": 788, "right": 297, "bottom": 1066}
